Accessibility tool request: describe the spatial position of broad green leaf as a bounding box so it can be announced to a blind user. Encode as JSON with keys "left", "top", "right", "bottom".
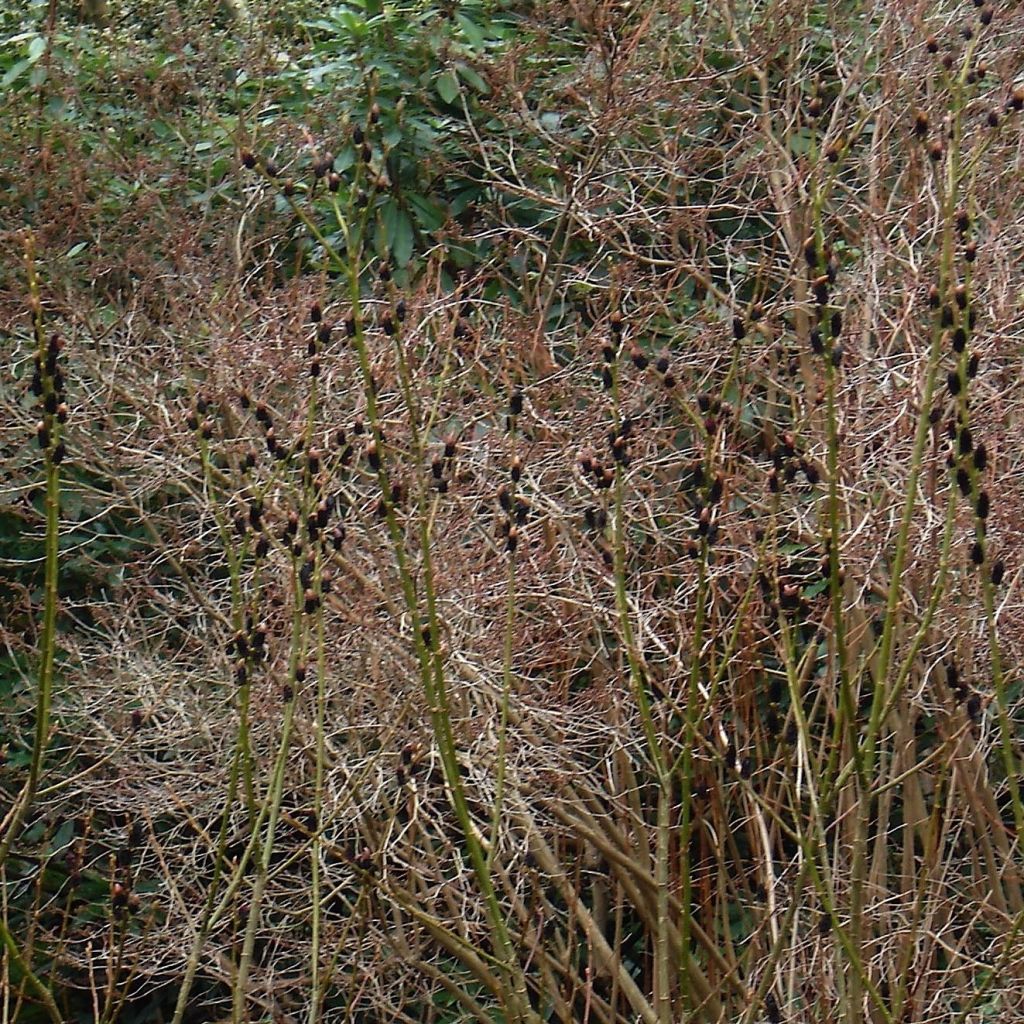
{"left": 435, "top": 69, "right": 459, "bottom": 105}
{"left": 1, "top": 57, "right": 30, "bottom": 88}
{"left": 457, "top": 63, "right": 489, "bottom": 94}
{"left": 455, "top": 12, "right": 486, "bottom": 51}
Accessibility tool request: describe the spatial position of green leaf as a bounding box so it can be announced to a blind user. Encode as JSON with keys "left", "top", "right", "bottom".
{"left": 435, "top": 69, "right": 459, "bottom": 105}
{"left": 407, "top": 192, "right": 446, "bottom": 232}
{"left": 381, "top": 199, "right": 414, "bottom": 267}
{"left": 1, "top": 57, "right": 31, "bottom": 89}
{"left": 457, "top": 63, "right": 489, "bottom": 94}
{"left": 455, "top": 12, "right": 486, "bottom": 51}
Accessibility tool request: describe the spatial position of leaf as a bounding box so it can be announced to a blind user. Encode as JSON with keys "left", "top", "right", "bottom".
{"left": 455, "top": 12, "right": 486, "bottom": 51}
{"left": 457, "top": 63, "right": 489, "bottom": 94}
{"left": 1, "top": 57, "right": 31, "bottom": 89}
{"left": 435, "top": 69, "right": 459, "bottom": 105}
{"left": 407, "top": 192, "right": 446, "bottom": 232}
{"left": 380, "top": 197, "right": 411, "bottom": 266}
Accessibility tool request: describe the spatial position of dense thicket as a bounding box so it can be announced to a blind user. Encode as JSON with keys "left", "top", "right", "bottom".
{"left": 3, "top": 2, "right": 1024, "bottom": 1022}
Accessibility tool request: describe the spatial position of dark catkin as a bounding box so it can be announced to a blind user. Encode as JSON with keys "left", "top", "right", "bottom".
{"left": 970, "top": 541, "right": 985, "bottom": 565}
{"left": 630, "top": 345, "right": 648, "bottom": 369}
{"left": 304, "top": 589, "right": 319, "bottom": 614}
{"left": 830, "top": 311, "right": 842, "bottom": 337}
{"left": 926, "top": 34, "right": 939, "bottom": 53}
{"left": 509, "top": 390, "right": 523, "bottom": 417}
{"left": 976, "top": 491, "right": 990, "bottom": 519}
{"left": 952, "top": 327, "right": 967, "bottom": 353}
{"left": 52, "top": 442, "right": 66, "bottom": 465}
{"left": 663, "top": 372, "right": 676, "bottom": 389}
{"left": 733, "top": 317, "right": 746, "bottom": 341}
{"left": 505, "top": 525, "right": 519, "bottom": 553}
{"left": 954, "top": 284, "right": 968, "bottom": 309}
{"left": 965, "top": 240, "right": 977, "bottom": 263}
{"left": 967, "top": 694, "right": 982, "bottom": 721}
{"left": 928, "top": 284, "right": 941, "bottom": 308}
{"left": 810, "top": 328, "right": 824, "bottom": 354}
{"left": 959, "top": 427, "right": 973, "bottom": 455}
{"left": 987, "top": 108, "right": 1001, "bottom": 128}
{"left": 241, "top": 149, "right": 256, "bottom": 169}
{"left": 655, "top": 352, "right": 669, "bottom": 374}
{"left": 928, "top": 140, "right": 944, "bottom": 162}
{"left": 367, "top": 441, "right": 380, "bottom": 471}
{"left": 510, "top": 454, "right": 523, "bottom": 482}
{"left": 967, "top": 353, "right": 980, "bottom": 379}
{"left": 830, "top": 344, "right": 843, "bottom": 368}
{"left": 973, "top": 444, "right": 988, "bottom": 471}
{"left": 768, "top": 468, "right": 780, "bottom": 493}
{"left": 602, "top": 342, "right": 616, "bottom": 363}
{"left": 804, "top": 236, "right": 818, "bottom": 266}
{"left": 947, "top": 371, "right": 962, "bottom": 396}
{"left": 941, "top": 305, "right": 954, "bottom": 327}
{"left": 979, "top": 5, "right": 993, "bottom": 26}
{"left": 601, "top": 366, "right": 614, "bottom": 390}
{"left": 991, "top": 560, "right": 1005, "bottom": 585}
{"left": 444, "top": 434, "right": 457, "bottom": 459}
{"left": 1009, "top": 87, "right": 1024, "bottom": 112}
{"left": 813, "top": 275, "right": 830, "bottom": 304}
{"left": 497, "top": 483, "right": 512, "bottom": 512}
{"left": 255, "top": 536, "right": 269, "bottom": 558}
{"left": 708, "top": 474, "right": 724, "bottom": 505}
{"left": 914, "top": 110, "right": 929, "bottom": 138}
{"left": 956, "top": 468, "right": 971, "bottom": 496}
{"left": 804, "top": 461, "right": 820, "bottom": 485}
{"left": 929, "top": 406, "right": 941, "bottom": 426}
